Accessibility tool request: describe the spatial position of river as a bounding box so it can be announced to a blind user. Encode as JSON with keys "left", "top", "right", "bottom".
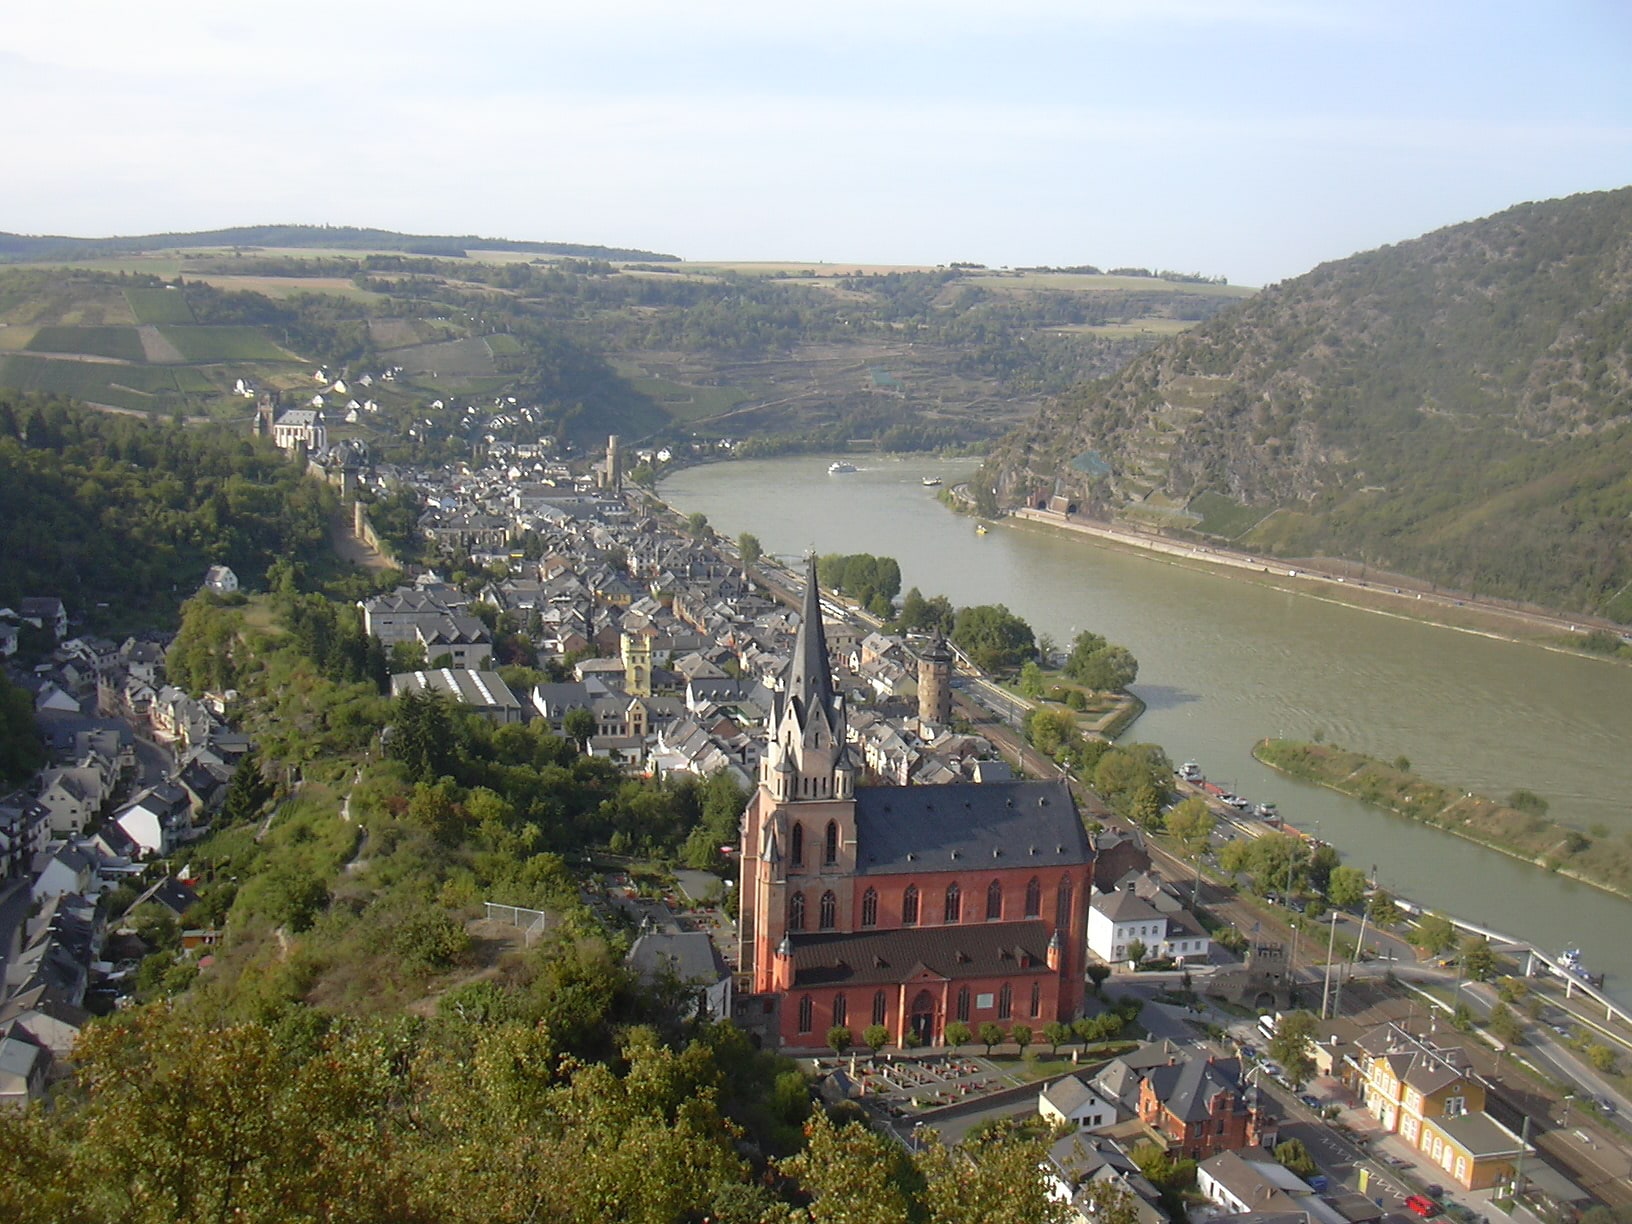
{"left": 660, "top": 454, "right": 1632, "bottom": 1003}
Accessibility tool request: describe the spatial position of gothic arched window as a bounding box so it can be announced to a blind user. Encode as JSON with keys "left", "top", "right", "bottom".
{"left": 1024, "top": 877, "right": 1041, "bottom": 918}
{"left": 798, "top": 995, "right": 813, "bottom": 1033}
{"left": 1056, "top": 876, "right": 1075, "bottom": 930}
{"left": 790, "top": 822, "right": 804, "bottom": 868}
{"left": 956, "top": 986, "right": 970, "bottom": 1022}
{"left": 943, "top": 882, "right": 961, "bottom": 924}
{"left": 824, "top": 820, "right": 839, "bottom": 866}
{"left": 833, "top": 993, "right": 847, "bottom": 1028}
{"left": 861, "top": 888, "right": 878, "bottom": 928}
{"left": 788, "top": 891, "right": 805, "bottom": 931}
{"left": 872, "top": 990, "right": 887, "bottom": 1026}
{"left": 986, "top": 879, "right": 1003, "bottom": 921}
{"left": 1030, "top": 981, "right": 1042, "bottom": 1018}
{"left": 902, "top": 885, "right": 919, "bottom": 926}
{"left": 819, "top": 890, "right": 837, "bottom": 930}
{"left": 998, "top": 982, "right": 1012, "bottom": 1020}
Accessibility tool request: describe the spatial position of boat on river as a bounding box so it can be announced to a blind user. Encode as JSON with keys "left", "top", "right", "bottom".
{"left": 922, "top": 476, "right": 942, "bottom": 487}
{"left": 975, "top": 523, "right": 989, "bottom": 535}
{"left": 1179, "top": 761, "right": 1203, "bottom": 782}
{"left": 828, "top": 461, "right": 857, "bottom": 474}
{"left": 1559, "top": 948, "right": 1606, "bottom": 987}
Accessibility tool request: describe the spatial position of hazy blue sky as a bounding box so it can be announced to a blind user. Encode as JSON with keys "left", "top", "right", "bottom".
{"left": 5, "top": 1, "right": 1629, "bottom": 284}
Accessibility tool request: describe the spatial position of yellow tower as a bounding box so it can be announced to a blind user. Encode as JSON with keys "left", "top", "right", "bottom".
{"left": 621, "top": 629, "right": 652, "bottom": 697}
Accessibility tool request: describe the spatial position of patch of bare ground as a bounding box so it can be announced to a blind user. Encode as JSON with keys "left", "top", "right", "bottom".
{"left": 137, "top": 324, "right": 186, "bottom": 363}
{"left": 402, "top": 918, "right": 538, "bottom": 1019}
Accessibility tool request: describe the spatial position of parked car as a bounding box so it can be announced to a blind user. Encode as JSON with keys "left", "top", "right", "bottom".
{"left": 1423, "top": 1185, "right": 1444, "bottom": 1200}
{"left": 1405, "top": 1195, "right": 1441, "bottom": 1217}
{"left": 1300, "top": 1094, "right": 1321, "bottom": 1109}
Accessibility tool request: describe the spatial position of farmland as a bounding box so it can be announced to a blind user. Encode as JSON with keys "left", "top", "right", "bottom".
{"left": 154, "top": 325, "right": 296, "bottom": 362}
{"left": 124, "top": 286, "right": 196, "bottom": 324}
{"left": 27, "top": 325, "right": 148, "bottom": 362}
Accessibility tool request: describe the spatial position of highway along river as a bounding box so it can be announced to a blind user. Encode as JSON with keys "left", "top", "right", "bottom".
{"left": 660, "top": 454, "right": 1632, "bottom": 1003}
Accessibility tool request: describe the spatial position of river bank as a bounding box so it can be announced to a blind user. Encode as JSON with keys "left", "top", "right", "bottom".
{"left": 1004, "top": 506, "right": 1631, "bottom": 662}
{"left": 1252, "top": 739, "right": 1632, "bottom": 904}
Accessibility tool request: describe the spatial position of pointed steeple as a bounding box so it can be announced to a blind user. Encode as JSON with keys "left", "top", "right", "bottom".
{"left": 786, "top": 554, "right": 837, "bottom": 727}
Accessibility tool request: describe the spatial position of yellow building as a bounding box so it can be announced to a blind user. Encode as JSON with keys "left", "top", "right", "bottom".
{"left": 1352, "top": 1023, "right": 1527, "bottom": 1190}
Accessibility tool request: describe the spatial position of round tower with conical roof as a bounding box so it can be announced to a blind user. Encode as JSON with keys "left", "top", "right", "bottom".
{"left": 918, "top": 633, "right": 953, "bottom": 726}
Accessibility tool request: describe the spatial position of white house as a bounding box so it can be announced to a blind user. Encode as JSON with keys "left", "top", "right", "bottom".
{"left": 1039, "top": 1075, "right": 1118, "bottom": 1131}
{"left": 1088, "top": 887, "right": 1168, "bottom": 965}
{"left": 204, "top": 565, "right": 239, "bottom": 595}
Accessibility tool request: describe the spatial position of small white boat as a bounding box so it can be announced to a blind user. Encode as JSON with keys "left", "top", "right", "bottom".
{"left": 828, "top": 461, "right": 857, "bottom": 474}
{"left": 975, "top": 522, "right": 989, "bottom": 535}
{"left": 1179, "top": 761, "right": 1202, "bottom": 781}
{"left": 1255, "top": 802, "right": 1279, "bottom": 820}
{"left": 922, "top": 476, "right": 942, "bottom": 487}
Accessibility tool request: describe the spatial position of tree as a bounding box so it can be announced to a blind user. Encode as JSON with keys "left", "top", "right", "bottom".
{"left": 686, "top": 511, "right": 710, "bottom": 537}
{"left": 1413, "top": 912, "right": 1458, "bottom": 954}
{"left": 1018, "top": 661, "right": 1046, "bottom": 698}
{"left": 978, "top": 1022, "right": 1006, "bottom": 1054}
{"left": 0, "top": 672, "right": 45, "bottom": 785}
{"left": 827, "top": 1025, "right": 853, "bottom": 1055}
{"left": 1327, "top": 865, "right": 1368, "bottom": 911}
{"left": 563, "top": 706, "right": 597, "bottom": 752}
{"left": 1126, "top": 939, "right": 1147, "bottom": 967}
{"left": 1086, "top": 964, "right": 1111, "bottom": 994}
{"left": 1078, "top": 1181, "right": 1141, "bottom": 1224}
{"left": 1268, "top": 1010, "right": 1318, "bottom": 1087}
{"left": 1460, "top": 935, "right": 1496, "bottom": 981}
{"left": 1010, "top": 1025, "right": 1033, "bottom": 1055}
{"left": 1488, "top": 1001, "right": 1524, "bottom": 1046}
{"left": 1042, "top": 1021, "right": 1070, "bottom": 1055}
{"left": 737, "top": 532, "right": 762, "bottom": 567}
{"left": 1164, "top": 798, "right": 1214, "bottom": 855}
{"left": 1367, "top": 890, "right": 1401, "bottom": 927}
{"left": 1062, "top": 630, "right": 1138, "bottom": 692}
{"left": 943, "top": 1020, "right": 972, "bottom": 1049}
{"left": 864, "top": 1023, "right": 891, "bottom": 1052}
{"left": 952, "top": 604, "right": 1035, "bottom": 673}
{"left": 1274, "top": 1138, "right": 1317, "bottom": 1178}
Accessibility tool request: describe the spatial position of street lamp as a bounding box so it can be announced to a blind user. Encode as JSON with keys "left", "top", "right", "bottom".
{"left": 1562, "top": 1094, "right": 1574, "bottom": 1126}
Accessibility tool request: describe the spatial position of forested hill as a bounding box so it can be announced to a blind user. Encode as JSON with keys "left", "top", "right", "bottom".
{"left": 0, "top": 224, "right": 677, "bottom": 263}
{"left": 986, "top": 186, "right": 1632, "bottom": 621}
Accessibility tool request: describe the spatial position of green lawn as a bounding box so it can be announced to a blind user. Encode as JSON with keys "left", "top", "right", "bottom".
{"left": 26, "top": 325, "right": 147, "bottom": 362}
{"left": 124, "top": 286, "right": 197, "bottom": 324}
{"left": 155, "top": 325, "right": 294, "bottom": 362}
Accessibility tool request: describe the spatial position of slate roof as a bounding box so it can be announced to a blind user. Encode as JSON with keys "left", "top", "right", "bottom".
{"left": 852, "top": 779, "right": 1089, "bottom": 876}
{"left": 1145, "top": 1054, "right": 1246, "bottom": 1123}
{"left": 626, "top": 931, "right": 728, "bottom": 986}
{"left": 788, "top": 920, "right": 1054, "bottom": 988}
{"left": 1435, "top": 1111, "right": 1528, "bottom": 1157}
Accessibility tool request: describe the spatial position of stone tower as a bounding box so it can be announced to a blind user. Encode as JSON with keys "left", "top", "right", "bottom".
{"left": 254, "top": 393, "right": 276, "bottom": 438}
{"left": 917, "top": 633, "right": 953, "bottom": 726}
{"left": 603, "top": 434, "right": 622, "bottom": 493}
{"left": 621, "top": 628, "right": 652, "bottom": 697}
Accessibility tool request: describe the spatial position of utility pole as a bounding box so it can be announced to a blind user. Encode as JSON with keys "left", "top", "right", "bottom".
{"left": 1321, "top": 907, "right": 1340, "bottom": 1018}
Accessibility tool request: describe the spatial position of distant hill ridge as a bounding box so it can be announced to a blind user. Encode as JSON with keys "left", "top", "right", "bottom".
{"left": 0, "top": 224, "right": 678, "bottom": 264}
{"left": 987, "top": 185, "right": 1632, "bottom": 621}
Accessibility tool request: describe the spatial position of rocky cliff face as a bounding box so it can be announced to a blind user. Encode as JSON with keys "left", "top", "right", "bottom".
{"left": 986, "top": 187, "right": 1632, "bottom": 619}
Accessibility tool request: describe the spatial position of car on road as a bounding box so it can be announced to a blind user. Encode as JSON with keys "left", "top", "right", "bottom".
{"left": 1405, "top": 1195, "right": 1441, "bottom": 1217}
{"left": 1257, "top": 1061, "right": 1283, "bottom": 1080}
{"left": 1299, "top": 1094, "right": 1321, "bottom": 1109}
{"left": 1383, "top": 1155, "right": 1411, "bottom": 1168}
{"left": 1423, "top": 1185, "right": 1444, "bottom": 1200}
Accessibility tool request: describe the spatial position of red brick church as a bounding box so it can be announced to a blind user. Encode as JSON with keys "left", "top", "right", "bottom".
{"left": 737, "top": 559, "right": 1095, "bottom": 1049}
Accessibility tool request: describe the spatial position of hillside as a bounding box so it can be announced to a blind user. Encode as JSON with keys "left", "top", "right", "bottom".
{"left": 0, "top": 223, "right": 677, "bottom": 263}
{"left": 0, "top": 248, "right": 1247, "bottom": 455}
{"left": 986, "top": 187, "right": 1632, "bottom": 621}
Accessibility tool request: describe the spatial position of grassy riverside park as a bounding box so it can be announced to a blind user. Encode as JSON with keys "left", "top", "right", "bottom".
{"left": 1253, "top": 739, "right": 1632, "bottom": 902}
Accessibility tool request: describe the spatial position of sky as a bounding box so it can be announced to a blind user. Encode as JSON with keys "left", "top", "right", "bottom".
{"left": 3, "top": 1, "right": 1630, "bottom": 285}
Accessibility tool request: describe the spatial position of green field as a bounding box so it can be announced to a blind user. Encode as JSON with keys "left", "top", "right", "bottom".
{"left": 26, "top": 325, "right": 147, "bottom": 362}
{"left": 124, "top": 286, "right": 196, "bottom": 324}
{"left": 483, "top": 333, "right": 524, "bottom": 356}
{"left": 393, "top": 337, "right": 497, "bottom": 376}
{"left": 155, "top": 325, "right": 294, "bottom": 362}
{"left": 0, "top": 354, "right": 191, "bottom": 410}
{"left": 1189, "top": 490, "right": 1273, "bottom": 539}
{"left": 626, "top": 375, "right": 748, "bottom": 421}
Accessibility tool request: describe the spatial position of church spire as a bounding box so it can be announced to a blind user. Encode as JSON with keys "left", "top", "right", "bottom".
{"left": 786, "top": 554, "right": 837, "bottom": 727}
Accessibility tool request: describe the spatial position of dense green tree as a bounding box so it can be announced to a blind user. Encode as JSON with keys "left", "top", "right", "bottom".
{"left": 1274, "top": 1138, "right": 1317, "bottom": 1178}
{"left": 1460, "top": 935, "right": 1497, "bottom": 981}
{"left": 737, "top": 532, "right": 762, "bottom": 567}
{"left": 1268, "top": 1010, "right": 1318, "bottom": 1086}
{"left": 1164, "top": 797, "right": 1215, "bottom": 854}
{"left": 1326, "top": 865, "right": 1369, "bottom": 910}
{"left": 1413, "top": 912, "right": 1458, "bottom": 954}
{"left": 952, "top": 604, "right": 1035, "bottom": 672}
{"left": 1062, "top": 630, "right": 1139, "bottom": 691}
{"left": 563, "top": 706, "right": 597, "bottom": 752}
{"left": 0, "top": 672, "right": 45, "bottom": 785}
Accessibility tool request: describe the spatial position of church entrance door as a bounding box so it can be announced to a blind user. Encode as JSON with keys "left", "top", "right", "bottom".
{"left": 909, "top": 990, "right": 936, "bottom": 1045}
